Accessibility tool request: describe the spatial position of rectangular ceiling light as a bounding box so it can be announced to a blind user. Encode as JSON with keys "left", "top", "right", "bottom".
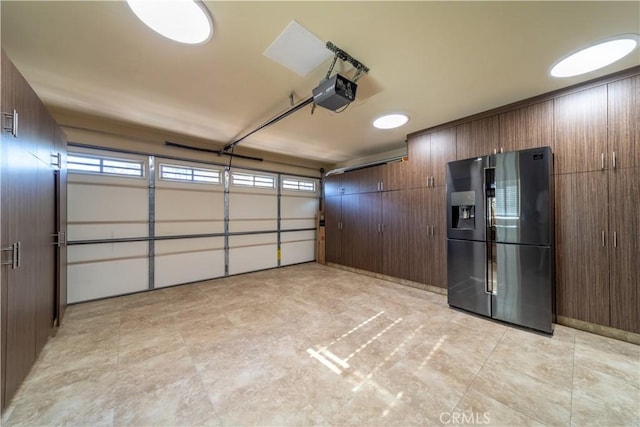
{"left": 263, "top": 20, "right": 333, "bottom": 77}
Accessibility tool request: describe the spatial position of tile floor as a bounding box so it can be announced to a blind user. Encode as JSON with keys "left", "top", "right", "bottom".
{"left": 2, "top": 263, "right": 639, "bottom": 426}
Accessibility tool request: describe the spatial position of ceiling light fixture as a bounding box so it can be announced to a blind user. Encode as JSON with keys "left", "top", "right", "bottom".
{"left": 550, "top": 34, "right": 639, "bottom": 78}
{"left": 127, "top": 0, "right": 213, "bottom": 45}
{"left": 373, "top": 114, "right": 409, "bottom": 130}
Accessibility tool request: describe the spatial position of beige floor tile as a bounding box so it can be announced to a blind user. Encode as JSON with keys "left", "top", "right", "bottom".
{"left": 3, "top": 264, "right": 639, "bottom": 427}
{"left": 453, "top": 388, "right": 545, "bottom": 426}
{"left": 472, "top": 360, "right": 572, "bottom": 425}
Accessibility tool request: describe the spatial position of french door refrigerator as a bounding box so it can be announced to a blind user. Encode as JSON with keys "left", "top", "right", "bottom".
{"left": 446, "top": 146, "right": 555, "bottom": 333}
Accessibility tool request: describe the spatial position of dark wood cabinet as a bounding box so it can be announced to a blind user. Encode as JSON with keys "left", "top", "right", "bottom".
{"left": 407, "top": 128, "right": 456, "bottom": 188}
{"left": 555, "top": 172, "right": 610, "bottom": 326}
{"left": 382, "top": 190, "right": 410, "bottom": 280}
{"left": 380, "top": 161, "right": 408, "bottom": 191}
{"left": 456, "top": 115, "right": 499, "bottom": 160}
{"left": 554, "top": 86, "right": 608, "bottom": 174}
{"left": 407, "top": 187, "right": 446, "bottom": 288}
{"left": 342, "top": 166, "right": 380, "bottom": 194}
{"left": 1, "top": 51, "right": 67, "bottom": 409}
{"left": 608, "top": 76, "right": 639, "bottom": 170}
{"left": 324, "top": 173, "right": 343, "bottom": 197}
{"left": 500, "top": 100, "right": 553, "bottom": 152}
{"left": 608, "top": 167, "right": 640, "bottom": 333}
{"left": 342, "top": 193, "right": 382, "bottom": 273}
{"left": 324, "top": 196, "right": 342, "bottom": 264}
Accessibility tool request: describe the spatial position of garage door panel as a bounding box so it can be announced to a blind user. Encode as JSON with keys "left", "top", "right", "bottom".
{"left": 68, "top": 258, "right": 148, "bottom": 303}
{"left": 156, "top": 221, "right": 224, "bottom": 236}
{"left": 68, "top": 184, "right": 147, "bottom": 223}
{"left": 68, "top": 223, "right": 148, "bottom": 241}
{"left": 155, "top": 250, "right": 225, "bottom": 288}
{"left": 156, "top": 189, "right": 224, "bottom": 221}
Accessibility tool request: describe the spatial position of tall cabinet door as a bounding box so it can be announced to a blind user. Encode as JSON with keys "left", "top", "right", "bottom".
{"left": 324, "top": 196, "right": 342, "bottom": 264}
{"left": 382, "top": 190, "right": 410, "bottom": 280}
{"left": 429, "top": 186, "right": 447, "bottom": 288}
{"left": 609, "top": 168, "right": 640, "bottom": 333}
{"left": 555, "top": 172, "right": 610, "bottom": 326}
{"left": 1, "top": 55, "right": 39, "bottom": 408}
{"left": 407, "top": 188, "right": 430, "bottom": 284}
{"left": 342, "top": 193, "right": 382, "bottom": 273}
{"left": 55, "top": 131, "right": 68, "bottom": 325}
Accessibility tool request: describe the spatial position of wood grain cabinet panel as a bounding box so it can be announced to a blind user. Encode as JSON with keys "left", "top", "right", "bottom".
{"left": 456, "top": 115, "right": 499, "bottom": 160}
{"left": 407, "top": 188, "right": 430, "bottom": 284}
{"left": 2, "top": 52, "right": 67, "bottom": 408}
{"left": 324, "top": 196, "right": 342, "bottom": 264}
{"left": 324, "top": 174, "right": 343, "bottom": 197}
{"left": 341, "top": 193, "right": 382, "bottom": 273}
{"left": 500, "top": 100, "right": 553, "bottom": 152}
{"left": 554, "top": 86, "right": 607, "bottom": 174}
{"left": 608, "top": 76, "right": 639, "bottom": 170}
{"left": 382, "top": 190, "right": 411, "bottom": 280}
{"left": 407, "top": 132, "right": 431, "bottom": 188}
{"left": 407, "top": 128, "right": 456, "bottom": 188}
{"left": 342, "top": 167, "right": 380, "bottom": 194}
{"left": 429, "top": 128, "right": 457, "bottom": 187}
{"left": 608, "top": 167, "right": 640, "bottom": 333}
{"left": 555, "top": 172, "right": 610, "bottom": 326}
{"left": 429, "top": 186, "right": 447, "bottom": 288}
{"left": 380, "top": 161, "right": 408, "bottom": 191}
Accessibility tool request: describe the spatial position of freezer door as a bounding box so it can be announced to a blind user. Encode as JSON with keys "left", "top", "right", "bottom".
{"left": 492, "top": 244, "right": 554, "bottom": 333}
{"left": 495, "top": 147, "right": 552, "bottom": 246}
{"left": 446, "top": 156, "right": 489, "bottom": 241}
{"left": 447, "top": 239, "right": 491, "bottom": 317}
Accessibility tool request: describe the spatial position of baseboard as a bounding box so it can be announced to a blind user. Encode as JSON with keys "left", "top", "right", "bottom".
{"left": 325, "top": 262, "right": 447, "bottom": 296}
{"left": 557, "top": 316, "right": 640, "bottom": 345}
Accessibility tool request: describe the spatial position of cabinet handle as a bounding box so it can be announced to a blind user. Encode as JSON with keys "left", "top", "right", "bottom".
{"left": 612, "top": 152, "right": 616, "bottom": 169}
{"left": 432, "top": 225, "right": 435, "bottom": 236}
{"left": 614, "top": 231, "right": 617, "bottom": 248}
{"left": 380, "top": 182, "right": 384, "bottom": 191}
{"left": 601, "top": 230, "right": 606, "bottom": 247}
{"left": 2, "top": 110, "right": 18, "bottom": 137}
{"left": 431, "top": 176, "right": 435, "bottom": 187}
{"left": 1, "top": 244, "right": 16, "bottom": 268}
{"left": 601, "top": 153, "right": 605, "bottom": 170}
{"left": 16, "top": 242, "right": 21, "bottom": 268}
{"left": 381, "top": 223, "right": 385, "bottom": 233}
{"left": 493, "top": 148, "right": 497, "bottom": 155}
{"left": 500, "top": 147, "right": 504, "bottom": 153}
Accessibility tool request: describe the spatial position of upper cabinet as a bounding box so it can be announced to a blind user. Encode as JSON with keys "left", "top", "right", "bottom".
{"left": 407, "top": 127, "right": 456, "bottom": 187}
{"left": 324, "top": 173, "right": 343, "bottom": 197}
{"left": 608, "top": 75, "right": 639, "bottom": 170}
{"left": 342, "top": 166, "right": 380, "bottom": 194}
{"left": 456, "top": 115, "right": 500, "bottom": 160}
{"left": 554, "top": 85, "right": 607, "bottom": 174}
{"left": 380, "top": 160, "right": 408, "bottom": 191}
{"left": 499, "top": 100, "right": 553, "bottom": 152}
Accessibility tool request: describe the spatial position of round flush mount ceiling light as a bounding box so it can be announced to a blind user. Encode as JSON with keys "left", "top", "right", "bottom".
{"left": 550, "top": 34, "right": 639, "bottom": 78}
{"left": 373, "top": 113, "right": 409, "bottom": 130}
{"left": 127, "top": 0, "right": 213, "bottom": 45}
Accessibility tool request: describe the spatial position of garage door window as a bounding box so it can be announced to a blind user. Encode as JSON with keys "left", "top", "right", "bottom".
{"left": 68, "top": 153, "right": 144, "bottom": 177}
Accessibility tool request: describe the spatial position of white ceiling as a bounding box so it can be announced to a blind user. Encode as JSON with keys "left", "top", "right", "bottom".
{"left": 2, "top": 1, "right": 639, "bottom": 166}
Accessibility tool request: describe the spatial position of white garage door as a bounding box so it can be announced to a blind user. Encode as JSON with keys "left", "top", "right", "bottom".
{"left": 66, "top": 147, "right": 320, "bottom": 303}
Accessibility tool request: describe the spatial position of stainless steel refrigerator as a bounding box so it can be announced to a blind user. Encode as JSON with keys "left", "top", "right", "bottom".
{"left": 446, "top": 147, "right": 555, "bottom": 333}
